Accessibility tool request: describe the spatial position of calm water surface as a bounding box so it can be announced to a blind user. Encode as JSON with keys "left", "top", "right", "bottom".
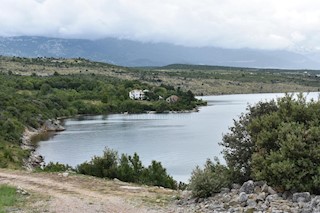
{"left": 37, "top": 92, "right": 319, "bottom": 182}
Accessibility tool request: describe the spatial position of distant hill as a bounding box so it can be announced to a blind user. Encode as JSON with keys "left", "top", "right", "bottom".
{"left": 0, "top": 36, "right": 319, "bottom": 69}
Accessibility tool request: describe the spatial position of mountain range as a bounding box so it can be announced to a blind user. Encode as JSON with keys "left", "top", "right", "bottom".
{"left": 0, "top": 36, "right": 319, "bottom": 69}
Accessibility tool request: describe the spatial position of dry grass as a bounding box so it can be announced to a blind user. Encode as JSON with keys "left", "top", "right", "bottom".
{"left": 1, "top": 56, "right": 319, "bottom": 95}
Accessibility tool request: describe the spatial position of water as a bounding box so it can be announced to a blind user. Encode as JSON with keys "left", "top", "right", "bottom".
{"left": 36, "top": 92, "right": 319, "bottom": 183}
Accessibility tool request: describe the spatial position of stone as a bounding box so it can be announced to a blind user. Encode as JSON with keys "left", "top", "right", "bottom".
{"left": 257, "top": 192, "right": 267, "bottom": 202}
{"left": 181, "top": 190, "right": 192, "bottom": 199}
{"left": 266, "top": 194, "right": 281, "bottom": 203}
{"left": 62, "top": 172, "right": 69, "bottom": 177}
{"left": 239, "top": 192, "right": 248, "bottom": 203}
{"left": 221, "top": 194, "right": 232, "bottom": 203}
{"left": 220, "top": 187, "right": 230, "bottom": 193}
{"left": 301, "top": 207, "right": 313, "bottom": 213}
{"left": 254, "top": 181, "right": 266, "bottom": 187}
{"left": 261, "top": 203, "right": 269, "bottom": 210}
{"left": 254, "top": 186, "right": 262, "bottom": 194}
{"left": 261, "top": 183, "right": 269, "bottom": 193}
{"left": 247, "top": 199, "right": 257, "bottom": 208}
{"left": 292, "top": 192, "right": 311, "bottom": 203}
{"left": 245, "top": 207, "right": 255, "bottom": 213}
{"left": 231, "top": 189, "right": 239, "bottom": 193}
{"left": 298, "top": 202, "right": 306, "bottom": 208}
{"left": 282, "top": 191, "right": 292, "bottom": 200}
{"left": 310, "top": 196, "right": 320, "bottom": 208}
{"left": 240, "top": 180, "right": 255, "bottom": 194}
{"left": 290, "top": 207, "right": 300, "bottom": 213}
{"left": 271, "top": 209, "right": 283, "bottom": 213}
{"left": 267, "top": 186, "right": 277, "bottom": 195}
{"left": 16, "top": 186, "right": 29, "bottom": 196}
{"left": 232, "top": 183, "right": 241, "bottom": 189}
{"left": 44, "top": 119, "right": 65, "bottom": 131}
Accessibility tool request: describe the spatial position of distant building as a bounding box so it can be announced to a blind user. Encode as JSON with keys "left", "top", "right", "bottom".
{"left": 166, "top": 95, "right": 179, "bottom": 103}
{"left": 129, "top": 90, "right": 145, "bottom": 100}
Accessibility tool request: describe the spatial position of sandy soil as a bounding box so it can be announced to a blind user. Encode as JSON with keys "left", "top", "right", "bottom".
{"left": 0, "top": 169, "right": 179, "bottom": 213}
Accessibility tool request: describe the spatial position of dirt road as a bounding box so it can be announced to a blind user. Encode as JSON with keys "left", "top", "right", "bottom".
{"left": 0, "top": 169, "right": 178, "bottom": 213}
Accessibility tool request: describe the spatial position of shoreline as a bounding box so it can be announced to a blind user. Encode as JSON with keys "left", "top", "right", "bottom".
{"left": 21, "top": 119, "right": 65, "bottom": 170}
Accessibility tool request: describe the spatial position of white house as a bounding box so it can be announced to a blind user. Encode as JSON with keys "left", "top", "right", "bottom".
{"left": 166, "top": 95, "right": 179, "bottom": 103}
{"left": 129, "top": 90, "right": 145, "bottom": 100}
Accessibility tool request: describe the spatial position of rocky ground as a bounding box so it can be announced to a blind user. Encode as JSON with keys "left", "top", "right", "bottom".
{"left": 176, "top": 180, "right": 320, "bottom": 213}
{"left": 2, "top": 168, "right": 320, "bottom": 213}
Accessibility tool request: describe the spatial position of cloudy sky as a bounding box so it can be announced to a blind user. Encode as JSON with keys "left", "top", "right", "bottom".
{"left": 1, "top": 0, "right": 320, "bottom": 52}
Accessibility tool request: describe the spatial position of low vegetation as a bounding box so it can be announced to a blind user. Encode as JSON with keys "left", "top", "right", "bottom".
{"left": 0, "top": 185, "right": 19, "bottom": 213}
{"left": 190, "top": 94, "right": 320, "bottom": 197}
{"left": 77, "top": 148, "right": 177, "bottom": 189}
{"left": 188, "top": 158, "right": 231, "bottom": 198}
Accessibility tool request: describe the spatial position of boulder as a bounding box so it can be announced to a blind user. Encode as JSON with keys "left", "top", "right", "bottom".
{"left": 292, "top": 192, "right": 311, "bottom": 203}
{"left": 240, "top": 180, "right": 255, "bottom": 194}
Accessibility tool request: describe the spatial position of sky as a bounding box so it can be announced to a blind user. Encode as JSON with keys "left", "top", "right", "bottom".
{"left": 1, "top": 0, "right": 320, "bottom": 52}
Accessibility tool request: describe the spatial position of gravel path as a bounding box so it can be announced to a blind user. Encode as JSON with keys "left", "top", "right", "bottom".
{"left": 0, "top": 169, "right": 176, "bottom": 213}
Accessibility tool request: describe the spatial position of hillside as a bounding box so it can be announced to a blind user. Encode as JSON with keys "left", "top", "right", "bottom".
{"left": 1, "top": 56, "right": 319, "bottom": 95}
{"left": 1, "top": 36, "right": 320, "bottom": 69}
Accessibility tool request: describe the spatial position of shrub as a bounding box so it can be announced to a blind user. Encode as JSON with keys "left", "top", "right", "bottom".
{"left": 41, "top": 162, "right": 73, "bottom": 172}
{"left": 77, "top": 148, "right": 177, "bottom": 189}
{"left": 142, "top": 160, "right": 177, "bottom": 189}
{"left": 221, "top": 94, "right": 320, "bottom": 193}
{"left": 189, "top": 158, "right": 231, "bottom": 198}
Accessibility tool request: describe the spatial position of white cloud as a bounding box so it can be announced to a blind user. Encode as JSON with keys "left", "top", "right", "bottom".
{"left": 1, "top": 0, "right": 320, "bottom": 52}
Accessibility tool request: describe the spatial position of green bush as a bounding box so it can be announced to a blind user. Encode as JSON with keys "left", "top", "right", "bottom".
{"left": 189, "top": 158, "right": 231, "bottom": 198}
{"left": 142, "top": 160, "right": 177, "bottom": 189}
{"left": 40, "top": 162, "right": 73, "bottom": 172}
{"left": 221, "top": 94, "right": 320, "bottom": 193}
{"left": 77, "top": 148, "right": 177, "bottom": 189}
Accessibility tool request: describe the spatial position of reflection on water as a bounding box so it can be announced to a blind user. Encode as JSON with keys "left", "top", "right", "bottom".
{"left": 32, "top": 132, "right": 57, "bottom": 143}
{"left": 36, "top": 92, "right": 320, "bottom": 183}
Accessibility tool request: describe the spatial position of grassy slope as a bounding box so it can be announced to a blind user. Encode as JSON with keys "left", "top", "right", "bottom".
{"left": 1, "top": 56, "right": 319, "bottom": 95}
